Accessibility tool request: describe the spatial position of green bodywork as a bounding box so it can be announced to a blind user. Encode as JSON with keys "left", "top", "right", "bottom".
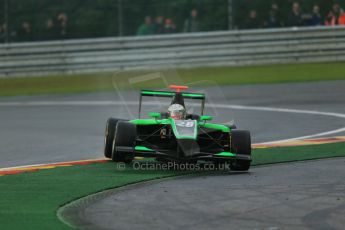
{"left": 141, "top": 90, "right": 205, "bottom": 99}
{"left": 130, "top": 119, "right": 170, "bottom": 125}
{"left": 214, "top": 152, "right": 236, "bottom": 157}
{"left": 135, "top": 146, "right": 154, "bottom": 152}
{"left": 200, "top": 115, "right": 213, "bottom": 121}
{"left": 134, "top": 89, "right": 230, "bottom": 152}
{"left": 134, "top": 145, "right": 236, "bottom": 158}
{"left": 130, "top": 118, "right": 230, "bottom": 140}
{"left": 170, "top": 119, "right": 198, "bottom": 140}
{"left": 201, "top": 123, "right": 230, "bottom": 132}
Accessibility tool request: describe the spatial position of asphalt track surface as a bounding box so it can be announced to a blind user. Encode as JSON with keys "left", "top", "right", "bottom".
{"left": 1, "top": 81, "right": 345, "bottom": 229}
{"left": 0, "top": 81, "right": 345, "bottom": 168}
{"left": 62, "top": 158, "right": 345, "bottom": 230}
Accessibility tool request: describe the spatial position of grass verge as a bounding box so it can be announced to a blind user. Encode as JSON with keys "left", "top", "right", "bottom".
{"left": 0, "top": 142, "right": 345, "bottom": 229}
{"left": 1, "top": 62, "right": 345, "bottom": 97}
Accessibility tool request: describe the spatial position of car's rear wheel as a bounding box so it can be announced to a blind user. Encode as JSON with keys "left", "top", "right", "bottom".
{"left": 230, "top": 130, "right": 251, "bottom": 171}
{"left": 104, "top": 118, "right": 122, "bottom": 158}
{"left": 111, "top": 121, "right": 136, "bottom": 163}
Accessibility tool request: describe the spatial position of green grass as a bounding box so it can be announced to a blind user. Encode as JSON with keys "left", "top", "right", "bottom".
{"left": 0, "top": 142, "right": 345, "bottom": 229}
{"left": 0, "top": 164, "right": 185, "bottom": 230}
{"left": 1, "top": 62, "right": 345, "bottom": 97}
{"left": 252, "top": 142, "right": 345, "bottom": 165}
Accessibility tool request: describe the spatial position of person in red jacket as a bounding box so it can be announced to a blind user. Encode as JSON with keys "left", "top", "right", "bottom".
{"left": 325, "top": 3, "right": 345, "bottom": 25}
{"left": 340, "top": 13, "right": 345, "bottom": 25}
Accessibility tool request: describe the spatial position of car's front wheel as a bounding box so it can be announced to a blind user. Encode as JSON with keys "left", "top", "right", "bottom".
{"left": 230, "top": 130, "right": 251, "bottom": 171}
{"left": 111, "top": 121, "right": 136, "bottom": 163}
{"left": 104, "top": 118, "right": 122, "bottom": 158}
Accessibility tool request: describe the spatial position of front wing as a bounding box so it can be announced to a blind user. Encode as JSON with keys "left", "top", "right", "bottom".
{"left": 115, "top": 146, "right": 251, "bottom": 162}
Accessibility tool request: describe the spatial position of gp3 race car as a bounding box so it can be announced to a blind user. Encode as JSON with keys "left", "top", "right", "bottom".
{"left": 104, "top": 85, "right": 252, "bottom": 171}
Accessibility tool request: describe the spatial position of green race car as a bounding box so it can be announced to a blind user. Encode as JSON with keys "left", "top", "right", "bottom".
{"left": 104, "top": 85, "right": 251, "bottom": 171}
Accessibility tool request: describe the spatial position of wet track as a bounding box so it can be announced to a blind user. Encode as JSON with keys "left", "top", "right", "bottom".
{"left": 61, "top": 158, "right": 345, "bottom": 230}
{"left": 1, "top": 81, "right": 345, "bottom": 168}
{"left": 1, "top": 81, "right": 345, "bottom": 229}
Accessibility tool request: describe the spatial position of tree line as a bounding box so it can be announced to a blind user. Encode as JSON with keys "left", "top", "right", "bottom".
{"left": 0, "top": 0, "right": 341, "bottom": 42}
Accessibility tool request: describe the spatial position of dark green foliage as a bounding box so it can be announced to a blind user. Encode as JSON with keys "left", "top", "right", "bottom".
{"left": 0, "top": 0, "right": 339, "bottom": 42}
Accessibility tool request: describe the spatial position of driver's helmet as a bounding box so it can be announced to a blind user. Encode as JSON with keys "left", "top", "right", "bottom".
{"left": 168, "top": 104, "right": 186, "bottom": 120}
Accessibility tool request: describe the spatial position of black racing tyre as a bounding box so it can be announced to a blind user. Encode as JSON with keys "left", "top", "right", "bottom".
{"left": 230, "top": 130, "right": 251, "bottom": 171}
{"left": 111, "top": 121, "right": 136, "bottom": 163}
{"left": 104, "top": 118, "right": 122, "bottom": 158}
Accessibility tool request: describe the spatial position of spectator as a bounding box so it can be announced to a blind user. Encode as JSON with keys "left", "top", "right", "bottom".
{"left": 309, "top": 4, "right": 323, "bottom": 26}
{"left": 163, "top": 18, "right": 176, "bottom": 34}
{"left": 244, "top": 10, "right": 260, "bottom": 29}
{"left": 287, "top": 2, "right": 304, "bottom": 27}
{"left": 265, "top": 3, "right": 283, "bottom": 28}
{"left": 137, "top": 16, "right": 154, "bottom": 36}
{"left": 57, "top": 12, "right": 68, "bottom": 38}
{"left": 340, "top": 10, "right": 345, "bottom": 25}
{"left": 3, "top": 23, "right": 17, "bottom": 42}
{"left": 17, "top": 21, "right": 33, "bottom": 42}
{"left": 325, "top": 10, "right": 334, "bottom": 26}
{"left": 183, "top": 9, "right": 199, "bottom": 32}
{"left": 42, "top": 18, "right": 58, "bottom": 40}
{"left": 325, "top": 4, "right": 345, "bottom": 25}
{"left": 153, "top": 16, "right": 164, "bottom": 34}
{"left": 0, "top": 23, "right": 4, "bottom": 42}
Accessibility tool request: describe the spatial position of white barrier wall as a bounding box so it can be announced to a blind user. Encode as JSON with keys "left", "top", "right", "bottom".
{"left": 1, "top": 26, "right": 345, "bottom": 77}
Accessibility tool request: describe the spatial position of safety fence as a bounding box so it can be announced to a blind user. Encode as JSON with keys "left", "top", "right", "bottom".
{"left": 1, "top": 26, "right": 345, "bottom": 77}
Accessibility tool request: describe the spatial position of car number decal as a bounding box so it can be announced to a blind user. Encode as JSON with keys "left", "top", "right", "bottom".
{"left": 176, "top": 121, "right": 195, "bottom": 128}
{"left": 173, "top": 120, "right": 197, "bottom": 138}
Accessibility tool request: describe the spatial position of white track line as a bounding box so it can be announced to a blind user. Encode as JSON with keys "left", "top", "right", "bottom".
{"left": 210, "top": 104, "right": 345, "bottom": 119}
{"left": 1, "top": 100, "right": 345, "bottom": 143}
{"left": 209, "top": 103, "right": 345, "bottom": 144}
{"left": 260, "top": 127, "right": 345, "bottom": 144}
{"left": 1, "top": 100, "right": 345, "bottom": 118}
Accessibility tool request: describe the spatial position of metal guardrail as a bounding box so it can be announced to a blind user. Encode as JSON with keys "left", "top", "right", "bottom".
{"left": 1, "top": 26, "right": 345, "bottom": 77}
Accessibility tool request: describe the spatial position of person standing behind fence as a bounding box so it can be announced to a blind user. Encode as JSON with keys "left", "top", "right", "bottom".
{"left": 137, "top": 16, "right": 154, "bottom": 36}
{"left": 42, "top": 18, "right": 59, "bottom": 41}
{"left": 265, "top": 3, "right": 283, "bottom": 28}
{"left": 0, "top": 23, "right": 4, "bottom": 43}
{"left": 57, "top": 13, "right": 69, "bottom": 39}
{"left": 309, "top": 4, "right": 323, "bottom": 26}
{"left": 325, "top": 3, "right": 345, "bottom": 26}
{"left": 183, "top": 9, "right": 199, "bottom": 33}
{"left": 244, "top": 10, "right": 261, "bottom": 29}
{"left": 164, "top": 18, "right": 176, "bottom": 34}
{"left": 153, "top": 16, "right": 164, "bottom": 34}
{"left": 16, "top": 21, "right": 33, "bottom": 42}
{"left": 287, "top": 2, "right": 304, "bottom": 27}
{"left": 340, "top": 11, "right": 345, "bottom": 25}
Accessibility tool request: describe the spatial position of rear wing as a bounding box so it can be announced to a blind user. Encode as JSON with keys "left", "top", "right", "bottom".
{"left": 139, "top": 90, "right": 206, "bottom": 118}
